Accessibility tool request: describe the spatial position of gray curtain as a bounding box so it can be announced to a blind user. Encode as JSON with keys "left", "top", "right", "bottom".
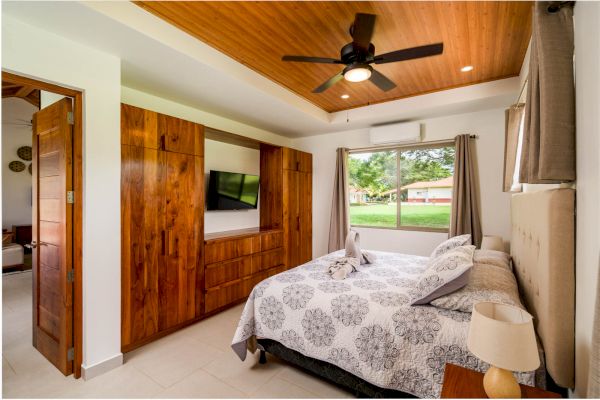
{"left": 450, "top": 134, "right": 482, "bottom": 247}
{"left": 519, "top": 1, "right": 575, "bottom": 183}
{"left": 328, "top": 148, "right": 349, "bottom": 252}
{"left": 588, "top": 268, "right": 600, "bottom": 397}
{"left": 503, "top": 104, "right": 525, "bottom": 192}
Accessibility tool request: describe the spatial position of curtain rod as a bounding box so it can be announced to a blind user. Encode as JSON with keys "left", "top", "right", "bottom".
{"left": 348, "top": 135, "right": 477, "bottom": 154}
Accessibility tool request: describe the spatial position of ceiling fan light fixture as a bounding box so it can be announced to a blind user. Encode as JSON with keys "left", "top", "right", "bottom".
{"left": 343, "top": 64, "right": 372, "bottom": 82}
{"left": 461, "top": 65, "right": 474, "bottom": 72}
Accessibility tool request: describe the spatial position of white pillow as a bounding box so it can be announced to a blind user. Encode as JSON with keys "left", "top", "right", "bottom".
{"left": 409, "top": 245, "right": 475, "bottom": 305}
{"left": 430, "top": 234, "right": 472, "bottom": 259}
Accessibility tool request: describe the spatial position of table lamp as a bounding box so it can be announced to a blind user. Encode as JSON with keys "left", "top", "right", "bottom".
{"left": 467, "top": 302, "right": 540, "bottom": 398}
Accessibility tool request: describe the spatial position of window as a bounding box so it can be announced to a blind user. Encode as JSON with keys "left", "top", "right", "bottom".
{"left": 348, "top": 144, "right": 455, "bottom": 231}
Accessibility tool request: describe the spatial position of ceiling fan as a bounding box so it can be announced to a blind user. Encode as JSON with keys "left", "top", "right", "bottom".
{"left": 281, "top": 13, "right": 444, "bottom": 94}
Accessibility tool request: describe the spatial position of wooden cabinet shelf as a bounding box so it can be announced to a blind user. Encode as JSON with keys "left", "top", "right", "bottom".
{"left": 204, "top": 227, "right": 285, "bottom": 313}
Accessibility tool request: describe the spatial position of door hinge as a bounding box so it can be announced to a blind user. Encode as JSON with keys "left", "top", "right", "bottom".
{"left": 67, "top": 112, "right": 74, "bottom": 125}
{"left": 67, "top": 191, "right": 74, "bottom": 204}
{"left": 67, "top": 347, "right": 74, "bottom": 361}
{"left": 67, "top": 269, "right": 75, "bottom": 283}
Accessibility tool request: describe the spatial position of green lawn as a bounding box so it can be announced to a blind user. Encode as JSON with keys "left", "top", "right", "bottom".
{"left": 350, "top": 203, "right": 450, "bottom": 229}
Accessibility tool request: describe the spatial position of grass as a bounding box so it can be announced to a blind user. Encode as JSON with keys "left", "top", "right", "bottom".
{"left": 349, "top": 203, "right": 450, "bottom": 229}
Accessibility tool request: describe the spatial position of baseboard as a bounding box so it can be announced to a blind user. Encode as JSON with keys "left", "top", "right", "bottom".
{"left": 81, "top": 353, "right": 123, "bottom": 380}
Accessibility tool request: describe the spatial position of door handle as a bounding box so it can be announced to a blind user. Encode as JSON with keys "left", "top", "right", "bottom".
{"left": 25, "top": 241, "right": 47, "bottom": 249}
{"left": 161, "top": 231, "right": 166, "bottom": 256}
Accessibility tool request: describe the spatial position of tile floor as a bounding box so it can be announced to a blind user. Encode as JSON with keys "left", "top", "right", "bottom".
{"left": 2, "top": 271, "right": 353, "bottom": 398}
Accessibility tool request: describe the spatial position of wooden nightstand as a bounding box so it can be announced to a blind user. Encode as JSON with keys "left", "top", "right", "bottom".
{"left": 440, "top": 364, "right": 561, "bottom": 398}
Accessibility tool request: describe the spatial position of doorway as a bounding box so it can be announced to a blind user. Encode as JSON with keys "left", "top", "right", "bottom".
{"left": 2, "top": 71, "right": 83, "bottom": 378}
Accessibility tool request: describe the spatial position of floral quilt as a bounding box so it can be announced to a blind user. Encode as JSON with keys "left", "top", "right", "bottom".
{"left": 231, "top": 250, "right": 538, "bottom": 398}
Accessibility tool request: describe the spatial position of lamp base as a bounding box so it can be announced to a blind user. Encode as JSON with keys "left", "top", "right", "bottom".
{"left": 483, "top": 366, "right": 521, "bottom": 398}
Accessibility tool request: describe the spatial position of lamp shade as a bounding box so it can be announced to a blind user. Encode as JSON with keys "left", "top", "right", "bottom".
{"left": 467, "top": 302, "right": 540, "bottom": 372}
{"left": 480, "top": 236, "right": 504, "bottom": 252}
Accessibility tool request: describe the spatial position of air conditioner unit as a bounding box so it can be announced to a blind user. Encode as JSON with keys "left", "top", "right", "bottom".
{"left": 369, "top": 122, "right": 422, "bottom": 145}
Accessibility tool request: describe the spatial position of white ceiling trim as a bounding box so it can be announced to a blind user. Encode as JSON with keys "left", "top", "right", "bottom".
{"left": 84, "top": 1, "right": 330, "bottom": 124}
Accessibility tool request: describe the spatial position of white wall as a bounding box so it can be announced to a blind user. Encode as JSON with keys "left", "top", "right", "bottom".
{"left": 204, "top": 140, "right": 260, "bottom": 233}
{"left": 574, "top": 2, "right": 600, "bottom": 397}
{"left": 293, "top": 108, "right": 511, "bottom": 257}
{"left": 3, "top": 15, "right": 122, "bottom": 374}
{"left": 2, "top": 98, "right": 36, "bottom": 230}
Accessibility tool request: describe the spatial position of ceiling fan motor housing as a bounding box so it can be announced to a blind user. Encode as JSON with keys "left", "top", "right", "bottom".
{"left": 341, "top": 42, "right": 375, "bottom": 64}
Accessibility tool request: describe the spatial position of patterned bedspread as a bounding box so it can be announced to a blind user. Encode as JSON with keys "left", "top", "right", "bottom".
{"left": 231, "top": 250, "right": 537, "bottom": 398}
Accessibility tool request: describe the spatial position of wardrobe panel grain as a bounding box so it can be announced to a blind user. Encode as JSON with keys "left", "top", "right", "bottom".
{"left": 158, "top": 114, "right": 204, "bottom": 156}
{"left": 259, "top": 145, "right": 283, "bottom": 230}
{"left": 121, "top": 104, "right": 159, "bottom": 149}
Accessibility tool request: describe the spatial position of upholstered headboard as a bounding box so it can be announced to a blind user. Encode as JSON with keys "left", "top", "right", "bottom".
{"left": 511, "top": 188, "right": 575, "bottom": 388}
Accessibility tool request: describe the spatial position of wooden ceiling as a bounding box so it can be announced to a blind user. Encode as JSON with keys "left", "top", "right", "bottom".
{"left": 136, "top": 1, "right": 532, "bottom": 113}
{"left": 2, "top": 81, "right": 40, "bottom": 108}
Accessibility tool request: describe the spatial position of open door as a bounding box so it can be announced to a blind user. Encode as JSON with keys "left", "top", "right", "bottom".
{"left": 31, "top": 97, "right": 73, "bottom": 375}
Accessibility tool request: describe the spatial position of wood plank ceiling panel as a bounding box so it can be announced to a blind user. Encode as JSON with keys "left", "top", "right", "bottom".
{"left": 3, "top": 81, "right": 41, "bottom": 108}
{"left": 135, "top": 1, "right": 532, "bottom": 113}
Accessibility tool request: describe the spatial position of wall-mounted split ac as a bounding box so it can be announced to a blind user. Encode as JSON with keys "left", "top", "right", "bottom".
{"left": 369, "top": 121, "right": 422, "bottom": 145}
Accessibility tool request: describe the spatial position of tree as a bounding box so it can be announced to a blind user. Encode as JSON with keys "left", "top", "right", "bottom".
{"left": 348, "top": 146, "right": 455, "bottom": 199}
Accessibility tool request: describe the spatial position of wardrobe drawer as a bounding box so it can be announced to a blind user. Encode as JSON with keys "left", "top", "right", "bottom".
{"left": 204, "top": 236, "right": 260, "bottom": 264}
{"left": 260, "top": 231, "right": 283, "bottom": 251}
{"left": 204, "top": 277, "right": 253, "bottom": 313}
{"left": 205, "top": 256, "right": 252, "bottom": 289}
{"left": 204, "top": 264, "right": 287, "bottom": 313}
{"left": 252, "top": 248, "right": 284, "bottom": 274}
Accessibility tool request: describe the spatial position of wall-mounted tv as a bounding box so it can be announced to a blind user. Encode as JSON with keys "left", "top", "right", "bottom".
{"left": 207, "top": 170, "right": 259, "bottom": 210}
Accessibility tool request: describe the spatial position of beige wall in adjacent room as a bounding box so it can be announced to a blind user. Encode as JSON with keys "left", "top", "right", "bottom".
{"left": 1, "top": 98, "right": 36, "bottom": 230}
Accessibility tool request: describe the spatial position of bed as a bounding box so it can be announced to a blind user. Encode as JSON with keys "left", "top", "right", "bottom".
{"left": 231, "top": 188, "right": 575, "bottom": 397}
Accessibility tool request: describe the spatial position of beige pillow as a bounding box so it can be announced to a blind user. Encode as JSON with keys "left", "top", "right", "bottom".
{"left": 430, "top": 263, "right": 523, "bottom": 312}
{"left": 473, "top": 249, "right": 512, "bottom": 272}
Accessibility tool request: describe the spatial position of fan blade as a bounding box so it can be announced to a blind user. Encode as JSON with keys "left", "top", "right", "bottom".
{"left": 312, "top": 72, "right": 344, "bottom": 93}
{"left": 374, "top": 43, "right": 444, "bottom": 64}
{"left": 282, "top": 55, "right": 342, "bottom": 64}
{"left": 369, "top": 69, "right": 396, "bottom": 92}
{"left": 351, "top": 13, "right": 376, "bottom": 50}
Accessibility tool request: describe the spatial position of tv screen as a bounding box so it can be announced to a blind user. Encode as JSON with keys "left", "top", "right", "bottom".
{"left": 207, "top": 170, "right": 259, "bottom": 210}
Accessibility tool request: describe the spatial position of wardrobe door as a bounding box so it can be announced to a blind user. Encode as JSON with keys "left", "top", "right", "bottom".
{"left": 161, "top": 152, "right": 204, "bottom": 330}
{"left": 158, "top": 114, "right": 204, "bottom": 156}
{"left": 283, "top": 170, "right": 300, "bottom": 269}
{"left": 121, "top": 145, "right": 165, "bottom": 349}
{"left": 299, "top": 171, "right": 312, "bottom": 264}
{"left": 121, "top": 104, "right": 159, "bottom": 149}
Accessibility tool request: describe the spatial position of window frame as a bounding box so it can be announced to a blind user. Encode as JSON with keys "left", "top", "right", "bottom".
{"left": 348, "top": 140, "right": 455, "bottom": 233}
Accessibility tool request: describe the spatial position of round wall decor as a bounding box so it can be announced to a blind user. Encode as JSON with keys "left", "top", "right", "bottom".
{"left": 8, "top": 161, "right": 26, "bottom": 172}
{"left": 28, "top": 163, "right": 33, "bottom": 175}
{"left": 17, "top": 146, "right": 32, "bottom": 161}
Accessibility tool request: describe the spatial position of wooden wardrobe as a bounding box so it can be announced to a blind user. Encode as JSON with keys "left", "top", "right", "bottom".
{"left": 121, "top": 104, "right": 204, "bottom": 351}
{"left": 121, "top": 106, "right": 313, "bottom": 351}
{"left": 282, "top": 148, "right": 312, "bottom": 268}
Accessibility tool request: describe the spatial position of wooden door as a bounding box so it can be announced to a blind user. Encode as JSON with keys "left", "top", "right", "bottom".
{"left": 283, "top": 170, "right": 300, "bottom": 268}
{"left": 32, "top": 97, "right": 73, "bottom": 375}
{"left": 121, "top": 145, "right": 165, "bottom": 348}
{"left": 158, "top": 114, "right": 204, "bottom": 156}
{"left": 299, "top": 171, "right": 312, "bottom": 264}
{"left": 161, "top": 152, "right": 204, "bottom": 330}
